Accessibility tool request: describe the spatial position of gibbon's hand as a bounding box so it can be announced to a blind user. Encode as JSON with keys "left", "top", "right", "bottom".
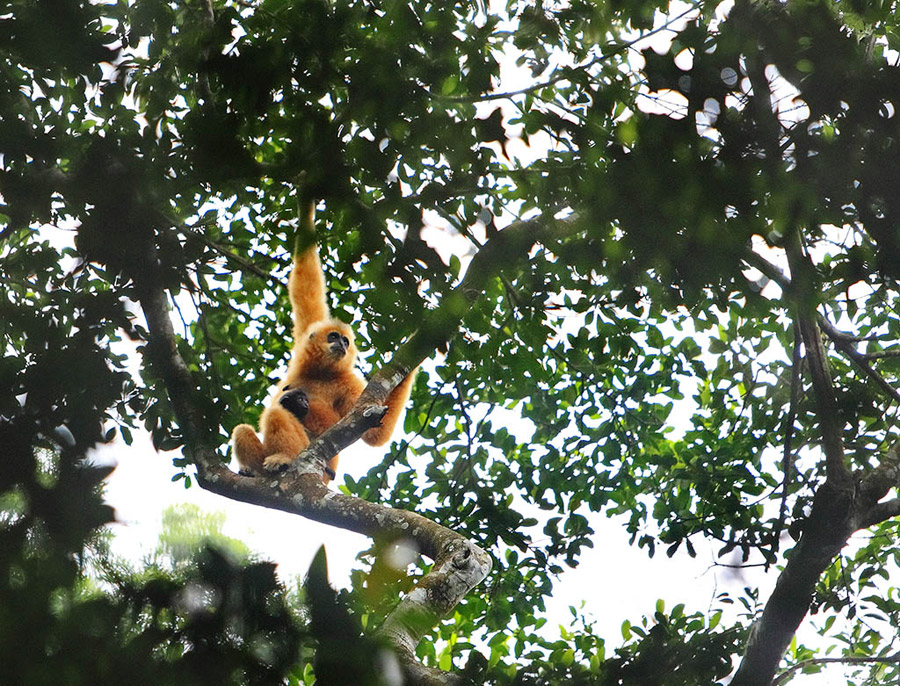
{"left": 279, "top": 387, "right": 310, "bottom": 420}
{"left": 360, "top": 404, "right": 388, "bottom": 430}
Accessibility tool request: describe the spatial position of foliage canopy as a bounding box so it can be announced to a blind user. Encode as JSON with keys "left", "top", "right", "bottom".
{"left": 4, "top": 0, "right": 900, "bottom": 684}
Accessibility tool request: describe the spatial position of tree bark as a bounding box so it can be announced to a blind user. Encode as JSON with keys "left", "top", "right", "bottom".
{"left": 729, "top": 482, "right": 854, "bottom": 686}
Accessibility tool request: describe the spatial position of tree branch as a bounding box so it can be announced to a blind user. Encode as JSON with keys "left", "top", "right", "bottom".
{"left": 815, "top": 316, "right": 900, "bottom": 405}
{"left": 169, "top": 215, "right": 281, "bottom": 283}
{"left": 773, "top": 652, "right": 900, "bottom": 685}
{"left": 856, "top": 443, "right": 900, "bottom": 528}
{"left": 860, "top": 498, "right": 900, "bottom": 528}
{"left": 135, "top": 210, "right": 574, "bottom": 684}
{"left": 772, "top": 325, "right": 802, "bottom": 553}
{"left": 784, "top": 233, "right": 849, "bottom": 485}
{"left": 742, "top": 248, "right": 900, "bottom": 405}
{"left": 430, "top": 2, "right": 702, "bottom": 104}
{"left": 861, "top": 350, "right": 900, "bottom": 360}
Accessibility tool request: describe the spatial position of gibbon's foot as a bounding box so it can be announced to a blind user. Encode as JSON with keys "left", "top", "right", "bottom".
{"left": 262, "top": 452, "right": 295, "bottom": 471}
{"left": 279, "top": 387, "right": 310, "bottom": 420}
{"left": 263, "top": 452, "right": 335, "bottom": 481}
{"left": 361, "top": 404, "right": 388, "bottom": 429}
{"left": 237, "top": 468, "right": 256, "bottom": 477}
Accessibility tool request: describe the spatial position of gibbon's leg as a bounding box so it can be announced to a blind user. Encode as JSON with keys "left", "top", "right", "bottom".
{"left": 362, "top": 369, "right": 418, "bottom": 447}
{"left": 261, "top": 406, "right": 339, "bottom": 482}
{"left": 260, "top": 406, "right": 310, "bottom": 470}
{"left": 232, "top": 424, "right": 267, "bottom": 475}
{"left": 235, "top": 416, "right": 338, "bottom": 481}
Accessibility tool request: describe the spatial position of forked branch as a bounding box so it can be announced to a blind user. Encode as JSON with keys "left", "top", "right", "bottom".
{"left": 732, "top": 243, "right": 900, "bottom": 686}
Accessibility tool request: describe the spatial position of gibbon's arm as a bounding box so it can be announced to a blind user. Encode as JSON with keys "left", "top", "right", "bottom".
{"left": 362, "top": 369, "right": 418, "bottom": 447}
{"left": 289, "top": 200, "right": 330, "bottom": 341}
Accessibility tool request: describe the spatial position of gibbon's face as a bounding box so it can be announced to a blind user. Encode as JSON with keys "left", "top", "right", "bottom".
{"left": 305, "top": 319, "right": 357, "bottom": 370}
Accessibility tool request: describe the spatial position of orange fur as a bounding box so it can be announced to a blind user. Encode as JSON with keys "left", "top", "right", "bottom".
{"left": 231, "top": 202, "right": 416, "bottom": 482}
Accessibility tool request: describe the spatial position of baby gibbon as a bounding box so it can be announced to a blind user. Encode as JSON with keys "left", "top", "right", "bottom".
{"left": 231, "top": 201, "right": 417, "bottom": 482}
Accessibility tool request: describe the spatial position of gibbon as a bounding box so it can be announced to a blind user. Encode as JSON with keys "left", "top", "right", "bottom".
{"left": 231, "top": 201, "right": 417, "bottom": 482}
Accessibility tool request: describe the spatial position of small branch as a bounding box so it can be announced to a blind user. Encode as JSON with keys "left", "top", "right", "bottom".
{"left": 742, "top": 248, "right": 900, "bottom": 405}
{"left": 170, "top": 217, "right": 281, "bottom": 283}
{"left": 772, "top": 325, "right": 802, "bottom": 552}
{"left": 774, "top": 652, "right": 900, "bottom": 685}
{"left": 860, "top": 350, "right": 900, "bottom": 360}
{"left": 432, "top": 2, "right": 701, "bottom": 104}
{"left": 816, "top": 316, "right": 900, "bottom": 405}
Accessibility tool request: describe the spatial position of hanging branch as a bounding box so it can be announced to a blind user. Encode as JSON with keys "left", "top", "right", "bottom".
{"left": 771, "top": 325, "right": 802, "bottom": 553}
{"left": 783, "top": 233, "right": 850, "bottom": 485}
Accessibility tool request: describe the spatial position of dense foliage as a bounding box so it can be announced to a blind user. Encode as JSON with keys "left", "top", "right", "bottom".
{"left": 4, "top": 0, "right": 900, "bottom": 683}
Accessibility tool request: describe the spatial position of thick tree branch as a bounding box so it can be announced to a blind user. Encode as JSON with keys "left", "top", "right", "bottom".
{"left": 856, "top": 444, "right": 900, "bottom": 528}
{"left": 861, "top": 498, "right": 900, "bottom": 528}
{"left": 134, "top": 210, "right": 573, "bottom": 685}
{"left": 730, "top": 479, "right": 857, "bottom": 686}
{"left": 732, "top": 438, "right": 900, "bottom": 685}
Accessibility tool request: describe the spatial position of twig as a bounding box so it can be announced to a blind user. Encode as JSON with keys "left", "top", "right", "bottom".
{"left": 741, "top": 248, "right": 900, "bottom": 405}
{"left": 773, "top": 652, "right": 900, "bottom": 685}
{"left": 166, "top": 215, "right": 283, "bottom": 283}
{"left": 430, "top": 3, "right": 702, "bottom": 104}
{"left": 772, "top": 325, "right": 802, "bottom": 553}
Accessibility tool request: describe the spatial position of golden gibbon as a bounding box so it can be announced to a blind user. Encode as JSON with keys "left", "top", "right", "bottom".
{"left": 231, "top": 202, "right": 417, "bottom": 482}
